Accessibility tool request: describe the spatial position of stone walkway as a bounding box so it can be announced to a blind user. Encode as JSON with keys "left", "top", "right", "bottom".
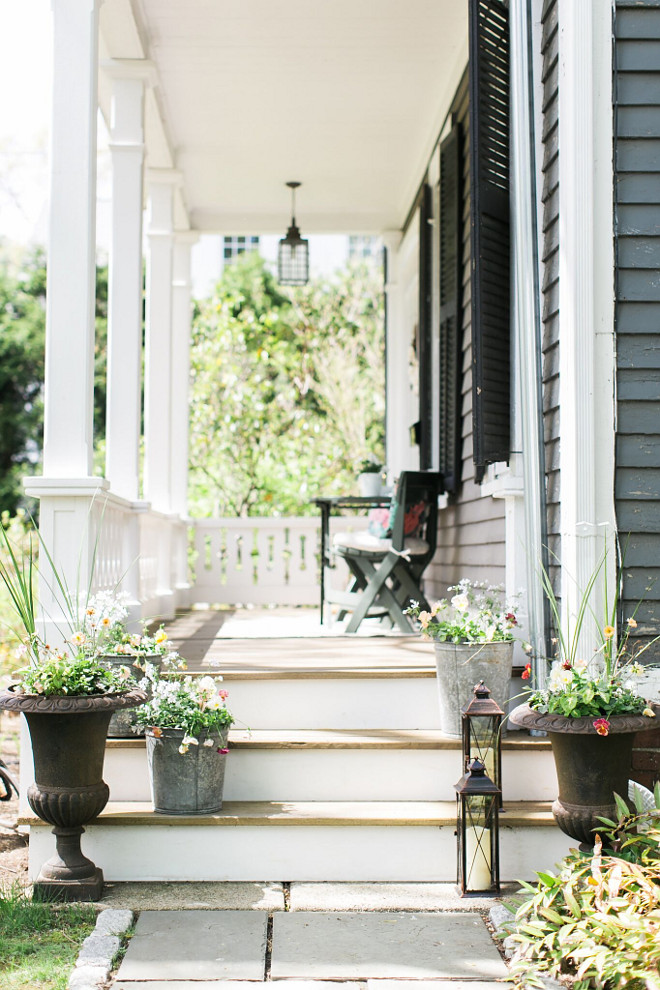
{"left": 94, "top": 883, "right": 513, "bottom": 989}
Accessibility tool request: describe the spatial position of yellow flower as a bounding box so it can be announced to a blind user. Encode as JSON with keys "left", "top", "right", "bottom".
{"left": 643, "top": 708, "right": 656, "bottom": 718}
{"left": 604, "top": 625, "right": 615, "bottom": 639}
{"left": 155, "top": 629, "right": 168, "bottom": 645}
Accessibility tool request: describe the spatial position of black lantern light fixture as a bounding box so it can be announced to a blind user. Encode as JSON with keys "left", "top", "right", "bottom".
{"left": 454, "top": 758, "right": 501, "bottom": 896}
{"left": 278, "top": 181, "right": 309, "bottom": 286}
{"left": 462, "top": 680, "right": 504, "bottom": 807}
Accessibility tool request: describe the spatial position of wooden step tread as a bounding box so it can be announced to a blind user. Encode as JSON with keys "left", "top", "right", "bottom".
{"left": 22, "top": 799, "right": 556, "bottom": 828}
{"left": 107, "top": 729, "right": 550, "bottom": 751}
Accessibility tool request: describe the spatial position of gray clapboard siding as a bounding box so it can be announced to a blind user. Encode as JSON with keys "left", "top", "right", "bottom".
{"left": 541, "top": 0, "right": 561, "bottom": 590}
{"left": 426, "top": 71, "right": 505, "bottom": 600}
{"left": 614, "top": 1, "right": 660, "bottom": 657}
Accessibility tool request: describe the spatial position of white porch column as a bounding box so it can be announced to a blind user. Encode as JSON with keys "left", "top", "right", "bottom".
{"left": 170, "top": 234, "right": 197, "bottom": 518}
{"left": 42, "top": 0, "right": 101, "bottom": 478}
{"left": 144, "top": 171, "right": 179, "bottom": 513}
{"left": 105, "top": 61, "right": 152, "bottom": 501}
{"left": 557, "top": 1, "right": 616, "bottom": 648}
{"left": 382, "top": 230, "right": 407, "bottom": 478}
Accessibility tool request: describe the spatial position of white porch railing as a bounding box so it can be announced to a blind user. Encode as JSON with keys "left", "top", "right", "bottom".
{"left": 188, "top": 515, "right": 369, "bottom": 606}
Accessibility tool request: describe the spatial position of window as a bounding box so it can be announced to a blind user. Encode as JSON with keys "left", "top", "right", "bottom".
{"left": 348, "top": 236, "right": 382, "bottom": 260}
{"left": 223, "top": 236, "right": 260, "bottom": 262}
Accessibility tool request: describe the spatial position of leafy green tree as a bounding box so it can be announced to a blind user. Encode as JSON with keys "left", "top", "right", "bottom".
{"left": 188, "top": 252, "right": 384, "bottom": 517}
{"left": 0, "top": 249, "right": 46, "bottom": 515}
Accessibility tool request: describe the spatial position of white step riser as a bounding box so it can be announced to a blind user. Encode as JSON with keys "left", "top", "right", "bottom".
{"left": 103, "top": 746, "right": 558, "bottom": 803}
{"left": 225, "top": 677, "right": 441, "bottom": 730}
{"left": 29, "top": 822, "right": 574, "bottom": 883}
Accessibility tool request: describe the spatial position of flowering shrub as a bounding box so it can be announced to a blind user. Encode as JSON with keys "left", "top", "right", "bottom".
{"left": 134, "top": 675, "right": 233, "bottom": 753}
{"left": 405, "top": 580, "right": 518, "bottom": 643}
{"left": 527, "top": 554, "right": 658, "bottom": 732}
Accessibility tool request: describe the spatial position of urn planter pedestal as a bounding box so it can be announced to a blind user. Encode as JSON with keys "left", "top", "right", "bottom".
{"left": 509, "top": 703, "right": 659, "bottom": 846}
{"left": 434, "top": 641, "right": 514, "bottom": 737}
{"left": 0, "top": 686, "right": 146, "bottom": 901}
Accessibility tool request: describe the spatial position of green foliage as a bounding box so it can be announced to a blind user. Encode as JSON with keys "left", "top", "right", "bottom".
{"left": 16, "top": 652, "right": 131, "bottom": 697}
{"left": 0, "top": 882, "right": 96, "bottom": 990}
{"left": 509, "top": 792, "right": 660, "bottom": 989}
{"left": 0, "top": 511, "right": 37, "bottom": 678}
{"left": 188, "top": 253, "right": 384, "bottom": 517}
{"left": 0, "top": 250, "right": 46, "bottom": 516}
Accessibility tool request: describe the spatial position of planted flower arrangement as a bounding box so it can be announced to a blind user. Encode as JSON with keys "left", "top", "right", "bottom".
{"left": 134, "top": 675, "right": 234, "bottom": 814}
{"left": 405, "top": 580, "right": 518, "bottom": 736}
{"left": 510, "top": 553, "right": 659, "bottom": 845}
{"left": 0, "top": 523, "right": 147, "bottom": 900}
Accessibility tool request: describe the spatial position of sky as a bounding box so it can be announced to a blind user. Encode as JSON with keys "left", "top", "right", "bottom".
{"left": 0, "top": 0, "right": 52, "bottom": 244}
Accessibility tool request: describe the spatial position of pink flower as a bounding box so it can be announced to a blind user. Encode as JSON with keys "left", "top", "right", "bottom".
{"left": 218, "top": 689, "right": 229, "bottom": 700}
{"left": 593, "top": 718, "right": 610, "bottom": 737}
{"left": 217, "top": 747, "right": 229, "bottom": 754}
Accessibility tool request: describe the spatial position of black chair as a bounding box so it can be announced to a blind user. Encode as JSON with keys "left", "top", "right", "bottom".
{"left": 327, "top": 471, "right": 443, "bottom": 634}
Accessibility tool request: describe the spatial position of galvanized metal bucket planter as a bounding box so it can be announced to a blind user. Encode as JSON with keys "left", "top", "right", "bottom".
{"left": 509, "top": 703, "right": 659, "bottom": 846}
{"left": 101, "top": 654, "right": 163, "bottom": 738}
{"left": 145, "top": 727, "right": 229, "bottom": 814}
{"left": 434, "top": 640, "right": 514, "bottom": 737}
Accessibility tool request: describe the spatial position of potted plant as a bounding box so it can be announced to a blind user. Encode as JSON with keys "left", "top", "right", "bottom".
{"left": 509, "top": 555, "right": 659, "bottom": 846}
{"left": 134, "top": 673, "right": 234, "bottom": 815}
{"left": 406, "top": 580, "right": 518, "bottom": 737}
{"left": 80, "top": 594, "right": 184, "bottom": 737}
{"left": 357, "top": 459, "right": 384, "bottom": 497}
{"left": 0, "top": 521, "right": 146, "bottom": 901}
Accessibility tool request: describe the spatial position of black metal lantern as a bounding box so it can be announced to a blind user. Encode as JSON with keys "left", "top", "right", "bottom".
{"left": 278, "top": 181, "right": 309, "bottom": 286}
{"left": 454, "top": 758, "right": 500, "bottom": 896}
{"left": 462, "top": 680, "right": 504, "bottom": 807}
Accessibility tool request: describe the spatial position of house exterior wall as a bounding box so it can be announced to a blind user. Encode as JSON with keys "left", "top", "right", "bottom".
{"left": 614, "top": 1, "right": 660, "bottom": 660}
{"left": 426, "top": 73, "right": 507, "bottom": 601}
{"left": 540, "top": 0, "right": 561, "bottom": 593}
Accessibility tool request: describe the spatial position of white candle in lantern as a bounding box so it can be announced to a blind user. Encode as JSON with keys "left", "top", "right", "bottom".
{"left": 465, "top": 825, "right": 491, "bottom": 890}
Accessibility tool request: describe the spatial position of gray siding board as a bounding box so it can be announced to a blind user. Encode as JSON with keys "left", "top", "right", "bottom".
{"left": 616, "top": 468, "right": 660, "bottom": 499}
{"left": 617, "top": 138, "right": 660, "bottom": 171}
{"left": 617, "top": 203, "right": 660, "bottom": 235}
{"left": 617, "top": 300, "right": 660, "bottom": 330}
{"left": 617, "top": 73, "right": 660, "bottom": 104}
{"left": 616, "top": 434, "right": 660, "bottom": 466}
{"left": 618, "top": 402, "right": 660, "bottom": 433}
{"left": 617, "top": 368, "right": 660, "bottom": 400}
{"left": 617, "top": 172, "right": 660, "bottom": 201}
{"left": 617, "top": 235, "right": 660, "bottom": 264}
{"left": 616, "top": 8, "right": 660, "bottom": 35}
{"left": 617, "top": 336, "right": 660, "bottom": 368}
{"left": 616, "top": 40, "right": 660, "bottom": 70}
{"left": 618, "top": 267, "right": 660, "bottom": 300}
{"left": 618, "top": 106, "right": 660, "bottom": 137}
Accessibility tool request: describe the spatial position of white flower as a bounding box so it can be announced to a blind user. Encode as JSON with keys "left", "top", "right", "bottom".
{"left": 451, "top": 593, "right": 469, "bottom": 612}
{"left": 182, "top": 735, "right": 199, "bottom": 746}
{"left": 197, "top": 676, "right": 219, "bottom": 700}
{"left": 178, "top": 743, "right": 189, "bottom": 754}
{"left": 203, "top": 738, "right": 214, "bottom": 747}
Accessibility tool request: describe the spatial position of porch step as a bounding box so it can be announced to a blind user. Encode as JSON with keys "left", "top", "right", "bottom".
{"left": 104, "top": 730, "right": 557, "bottom": 803}
{"left": 24, "top": 799, "right": 574, "bottom": 883}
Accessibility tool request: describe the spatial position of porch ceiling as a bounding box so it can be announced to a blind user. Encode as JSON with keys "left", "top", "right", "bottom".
{"left": 100, "top": 0, "right": 467, "bottom": 234}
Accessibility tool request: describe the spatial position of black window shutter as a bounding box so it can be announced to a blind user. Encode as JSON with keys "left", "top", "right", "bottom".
{"left": 418, "top": 183, "right": 434, "bottom": 470}
{"left": 469, "top": 0, "right": 511, "bottom": 482}
{"left": 439, "top": 122, "right": 464, "bottom": 494}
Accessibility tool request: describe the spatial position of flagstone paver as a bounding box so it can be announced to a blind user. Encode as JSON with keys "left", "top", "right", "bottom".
{"left": 288, "top": 881, "right": 518, "bottom": 912}
{"left": 270, "top": 911, "right": 509, "bottom": 981}
{"left": 115, "top": 910, "right": 268, "bottom": 982}
{"left": 100, "top": 881, "right": 284, "bottom": 911}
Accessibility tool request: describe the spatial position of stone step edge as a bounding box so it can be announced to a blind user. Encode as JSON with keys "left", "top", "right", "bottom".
{"left": 20, "top": 799, "right": 555, "bottom": 828}
{"left": 107, "top": 729, "right": 550, "bottom": 751}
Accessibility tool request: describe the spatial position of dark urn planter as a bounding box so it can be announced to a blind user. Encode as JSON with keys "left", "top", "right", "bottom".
{"left": 509, "top": 703, "right": 658, "bottom": 846}
{"left": 0, "top": 686, "right": 146, "bottom": 901}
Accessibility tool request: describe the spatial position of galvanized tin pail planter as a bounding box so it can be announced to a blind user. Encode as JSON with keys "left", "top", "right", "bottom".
{"left": 145, "top": 727, "right": 229, "bottom": 814}
{"left": 433, "top": 640, "right": 514, "bottom": 737}
{"left": 101, "top": 654, "right": 163, "bottom": 738}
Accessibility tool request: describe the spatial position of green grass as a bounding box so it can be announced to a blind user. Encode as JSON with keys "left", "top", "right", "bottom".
{"left": 0, "top": 885, "right": 97, "bottom": 990}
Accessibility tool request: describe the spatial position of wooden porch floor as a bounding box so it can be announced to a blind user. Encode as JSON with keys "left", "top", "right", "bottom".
{"left": 162, "top": 606, "right": 435, "bottom": 677}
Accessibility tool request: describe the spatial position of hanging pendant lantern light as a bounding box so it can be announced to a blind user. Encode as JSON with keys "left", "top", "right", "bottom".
{"left": 278, "top": 181, "right": 309, "bottom": 286}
